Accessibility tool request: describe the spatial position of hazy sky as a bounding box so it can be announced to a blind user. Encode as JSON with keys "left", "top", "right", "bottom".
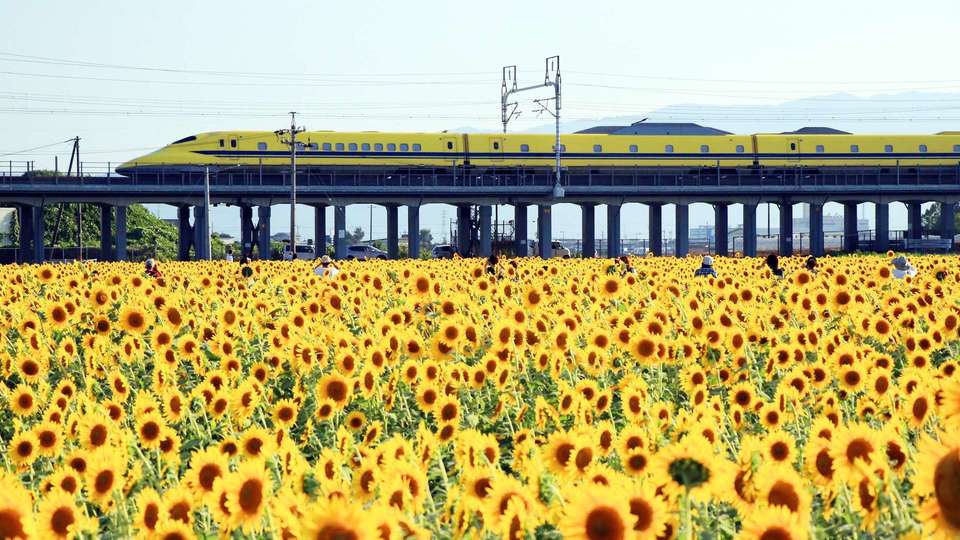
{"left": 2, "top": 0, "right": 960, "bottom": 241}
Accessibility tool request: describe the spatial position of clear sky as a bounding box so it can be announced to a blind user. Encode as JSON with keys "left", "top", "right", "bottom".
{"left": 2, "top": 0, "right": 960, "bottom": 242}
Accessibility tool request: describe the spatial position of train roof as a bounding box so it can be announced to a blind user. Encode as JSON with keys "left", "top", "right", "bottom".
{"left": 575, "top": 122, "right": 732, "bottom": 136}
{"left": 780, "top": 127, "right": 852, "bottom": 135}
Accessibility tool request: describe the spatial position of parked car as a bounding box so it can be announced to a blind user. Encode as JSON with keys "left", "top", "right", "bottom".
{"left": 432, "top": 244, "right": 456, "bottom": 259}
{"left": 528, "top": 241, "right": 572, "bottom": 258}
{"left": 345, "top": 244, "right": 388, "bottom": 260}
{"left": 282, "top": 243, "right": 316, "bottom": 260}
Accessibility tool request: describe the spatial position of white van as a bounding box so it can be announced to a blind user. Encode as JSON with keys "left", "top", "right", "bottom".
{"left": 283, "top": 244, "right": 316, "bottom": 260}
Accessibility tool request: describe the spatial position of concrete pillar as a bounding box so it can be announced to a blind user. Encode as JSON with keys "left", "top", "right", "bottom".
{"left": 177, "top": 206, "right": 192, "bottom": 261}
{"left": 743, "top": 203, "right": 758, "bottom": 257}
{"left": 99, "top": 204, "right": 112, "bottom": 262}
{"left": 874, "top": 202, "right": 889, "bottom": 253}
{"left": 649, "top": 203, "right": 663, "bottom": 256}
{"left": 407, "top": 205, "right": 420, "bottom": 259}
{"left": 312, "top": 204, "right": 327, "bottom": 258}
{"left": 333, "top": 205, "right": 347, "bottom": 259}
{"left": 606, "top": 204, "right": 621, "bottom": 258}
{"left": 115, "top": 206, "right": 127, "bottom": 261}
{"left": 386, "top": 205, "right": 399, "bottom": 259}
{"left": 537, "top": 204, "right": 552, "bottom": 258}
{"left": 31, "top": 205, "right": 44, "bottom": 263}
{"left": 940, "top": 202, "right": 956, "bottom": 248}
{"left": 675, "top": 203, "right": 689, "bottom": 258}
{"left": 907, "top": 202, "right": 923, "bottom": 240}
{"left": 257, "top": 206, "right": 271, "bottom": 259}
{"left": 581, "top": 203, "right": 596, "bottom": 258}
{"left": 843, "top": 202, "right": 858, "bottom": 253}
{"left": 240, "top": 206, "right": 255, "bottom": 257}
{"left": 193, "top": 205, "right": 209, "bottom": 260}
{"left": 514, "top": 204, "right": 528, "bottom": 256}
{"left": 779, "top": 202, "right": 793, "bottom": 256}
{"left": 17, "top": 205, "right": 32, "bottom": 264}
{"left": 456, "top": 205, "right": 471, "bottom": 256}
{"left": 714, "top": 203, "right": 728, "bottom": 256}
{"left": 810, "top": 203, "right": 825, "bottom": 257}
{"left": 478, "top": 205, "right": 492, "bottom": 257}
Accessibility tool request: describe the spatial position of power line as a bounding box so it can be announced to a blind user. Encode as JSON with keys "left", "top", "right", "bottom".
{"left": 0, "top": 138, "right": 75, "bottom": 158}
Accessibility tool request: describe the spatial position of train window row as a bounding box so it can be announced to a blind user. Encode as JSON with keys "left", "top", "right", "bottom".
{"left": 304, "top": 142, "right": 425, "bottom": 152}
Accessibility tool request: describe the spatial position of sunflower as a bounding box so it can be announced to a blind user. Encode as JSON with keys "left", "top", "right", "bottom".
{"left": 37, "top": 490, "right": 93, "bottom": 540}
{"left": 272, "top": 398, "right": 299, "bottom": 429}
{"left": 239, "top": 427, "right": 275, "bottom": 461}
{"left": 8, "top": 431, "right": 38, "bottom": 468}
{"left": 650, "top": 436, "right": 724, "bottom": 503}
{"left": 33, "top": 421, "right": 63, "bottom": 458}
{"left": 9, "top": 384, "right": 37, "bottom": 417}
{"left": 830, "top": 424, "right": 881, "bottom": 483}
{"left": 317, "top": 373, "right": 353, "bottom": 410}
{"left": 736, "top": 504, "right": 808, "bottom": 540}
{"left": 136, "top": 411, "right": 166, "bottom": 450}
{"left": 299, "top": 497, "right": 380, "bottom": 540}
{"left": 753, "top": 464, "right": 811, "bottom": 516}
{"left": 619, "top": 479, "right": 667, "bottom": 540}
{"left": 559, "top": 483, "right": 632, "bottom": 540}
{"left": 134, "top": 487, "right": 162, "bottom": 535}
{"left": 118, "top": 305, "right": 149, "bottom": 334}
{"left": 163, "top": 485, "right": 195, "bottom": 527}
{"left": 222, "top": 460, "right": 271, "bottom": 533}
{"left": 0, "top": 474, "right": 35, "bottom": 539}
{"left": 184, "top": 447, "right": 229, "bottom": 503}
{"left": 914, "top": 432, "right": 960, "bottom": 539}
{"left": 85, "top": 450, "right": 125, "bottom": 510}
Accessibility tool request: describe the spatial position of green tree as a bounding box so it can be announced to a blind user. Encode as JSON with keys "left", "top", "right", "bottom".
{"left": 921, "top": 204, "right": 957, "bottom": 236}
{"left": 346, "top": 227, "right": 365, "bottom": 244}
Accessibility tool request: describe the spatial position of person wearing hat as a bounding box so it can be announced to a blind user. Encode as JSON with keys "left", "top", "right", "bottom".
{"left": 891, "top": 255, "right": 917, "bottom": 279}
{"left": 313, "top": 255, "right": 340, "bottom": 279}
{"left": 694, "top": 255, "right": 717, "bottom": 278}
{"left": 144, "top": 258, "right": 162, "bottom": 278}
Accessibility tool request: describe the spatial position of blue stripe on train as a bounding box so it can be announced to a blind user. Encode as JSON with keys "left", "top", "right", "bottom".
{"left": 194, "top": 150, "right": 960, "bottom": 160}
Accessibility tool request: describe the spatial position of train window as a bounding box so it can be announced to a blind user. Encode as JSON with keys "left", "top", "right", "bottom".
{"left": 885, "top": 145, "right": 894, "bottom": 153}
{"left": 700, "top": 145, "right": 710, "bottom": 153}
{"left": 552, "top": 144, "right": 566, "bottom": 152}
{"left": 520, "top": 144, "right": 530, "bottom": 152}
{"left": 920, "top": 144, "right": 928, "bottom": 153}
{"left": 736, "top": 145, "right": 745, "bottom": 153}
{"left": 954, "top": 145, "right": 960, "bottom": 153}
{"left": 219, "top": 139, "right": 225, "bottom": 148}
{"left": 374, "top": 143, "right": 383, "bottom": 151}
{"left": 335, "top": 143, "right": 344, "bottom": 151}
{"left": 295, "top": 142, "right": 305, "bottom": 151}
{"left": 323, "top": 143, "right": 332, "bottom": 151}
{"left": 257, "top": 142, "right": 267, "bottom": 151}
{"left": 171, "top": 135, "right": 197, "bottom": 145}
{"left": 850, "top": 144, "right": 859, "bottom": 153}
{"left": 447, "top": 141, "right": 454, "bottom": 150}
{"left": 593, "top": 144, "right": 603, "bottom": 153}
{"left": 348, "top": 143, "right": 358, "bottom": 151}
{"left": 665, "top": 145, "right": 674, "bottom": 153}
{"left": 413, "top": 143, "right": 422, "bottom": 151}
{"left": 230, "top": 139, "right": 237, "bottom": 148}
{"left": 400, "top": 143, "right": 409, "bottom": 151}
{"left": 815, "top": 145, "right": 825, "bottom": 153}
{"left": 493, "top": 142, "right": 500, "bottom": 150}
{"left": 308, "top": 143, "right": 318, "bottom": 151}
{"left": 790, "top": 143, "right": 796, "bottom": 151}
{"left": 629, "top": 145, "right": 638, "bottom": 153}
{"left": 387, "top": 143, "right": 396, "bottom": 151}
{"left": 361, "top": 143, "right": 370, "bottom": 151}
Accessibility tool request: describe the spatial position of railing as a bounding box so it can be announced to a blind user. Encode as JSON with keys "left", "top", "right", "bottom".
{"left": 2, "top": 162, "right": 960, "bottom": 190}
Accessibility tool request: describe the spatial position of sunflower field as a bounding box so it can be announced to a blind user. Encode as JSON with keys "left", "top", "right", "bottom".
{"left": 0, "top": 255, "right": 959, "bottom": 540}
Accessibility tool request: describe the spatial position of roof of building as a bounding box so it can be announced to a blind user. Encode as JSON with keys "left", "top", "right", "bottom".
{"left": 780, "top": 127, "right": 852, "bottom": 135}
{"left": 575, "top": 122, "right": 732, "bottom": 135}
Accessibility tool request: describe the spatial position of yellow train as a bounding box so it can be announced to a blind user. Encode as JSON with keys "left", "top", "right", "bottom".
{"left": 117, "top": 123, "right": 960, "bottom": 174}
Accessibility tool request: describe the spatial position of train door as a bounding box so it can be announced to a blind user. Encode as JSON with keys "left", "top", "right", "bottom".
{"left": 489, "top": 137, "right": 504, "bottom": 162}
{"left": 441, "top": 136, "right": 458, "bottom": 165}
{"left": 786, "top": 137, "right": 802, "bottom": 163}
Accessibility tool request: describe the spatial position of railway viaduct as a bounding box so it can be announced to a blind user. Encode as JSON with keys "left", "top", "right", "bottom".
{"left": 1, "top": 164, "right": 958, "bottom": 262}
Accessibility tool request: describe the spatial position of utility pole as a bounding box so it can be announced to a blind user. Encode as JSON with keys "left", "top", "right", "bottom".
{"left": 502, "top": 56, "right": 563, "bottom": 198}
{"left": 369, "top": 204, "right": 373, "bottom": 243}
{"left": 276, "top": 112, "right": 304, "bottom": 259}
{"left": 203, "top": 167, "right": 212, "bottom": 259}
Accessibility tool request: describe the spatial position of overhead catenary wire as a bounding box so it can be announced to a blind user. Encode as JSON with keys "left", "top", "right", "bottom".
{"left": 0, "top": 138, "right": 75, "bottom": 158}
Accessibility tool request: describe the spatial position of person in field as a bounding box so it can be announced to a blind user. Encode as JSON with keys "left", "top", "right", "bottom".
{"left": 891, "top": 255, "right": 917, "bottom": 279}
{"left": 144, "top": 258, "right": 162, "bottom": 278}
{"left": 694, "top": 255, "right": 717, "bottom": 278}
{"left": 766, "top": 254, "right": 784, "bottom": 278}
{"left": 313, "top": 255, "right": 340, "bottom": 279}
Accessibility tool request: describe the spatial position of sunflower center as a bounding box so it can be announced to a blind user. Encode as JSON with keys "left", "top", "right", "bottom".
{"left": 90, "top": 425, "right": 108, "bottom": 446}
{"left": 0, "top": 509, "right": 25, "bottom": 539}
{"left": 169, "top": 501, "right": 190, "bottom": 523}
{"left": 199, "top": 464, "right": 222, "bottom": 491}
{"left": 759, "top": 527, "right": 792, "bottom": 540}
{"left": 51, "top": 507, "right": 75, "bottom": 536}
{"left": 239, "top": 479, "right": 264, "bottom": 514}
{"left": 575, "top": 448, "right": 594, "bottom": 471}
{"left": 815, "top": 450, "right": 834, "bottom": 479}
{"left": 934, "top": 448, "right": 960, "bottom": 529}
{"left": 846, "top": 438, "right": 873, "bottom": 464}
{"left": 668, "top": 458, "right": 710, "bottom": 488}
{"left": 584, "top": 506, "right": 625, "bottom": 540}
{"left": 315, "top": 525, "right": 358, "bottom": 540}
{"left": 144, "top": 503, "right": 159, "bottom": 530}
{"left": 767, "top": 481, "right": 800, "bottom": 513}
{"left": 628, "top": 498, "right": 653, "bottom": 531}
{"left": 95, "top": 470, "right": 114, "bottom": 494}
